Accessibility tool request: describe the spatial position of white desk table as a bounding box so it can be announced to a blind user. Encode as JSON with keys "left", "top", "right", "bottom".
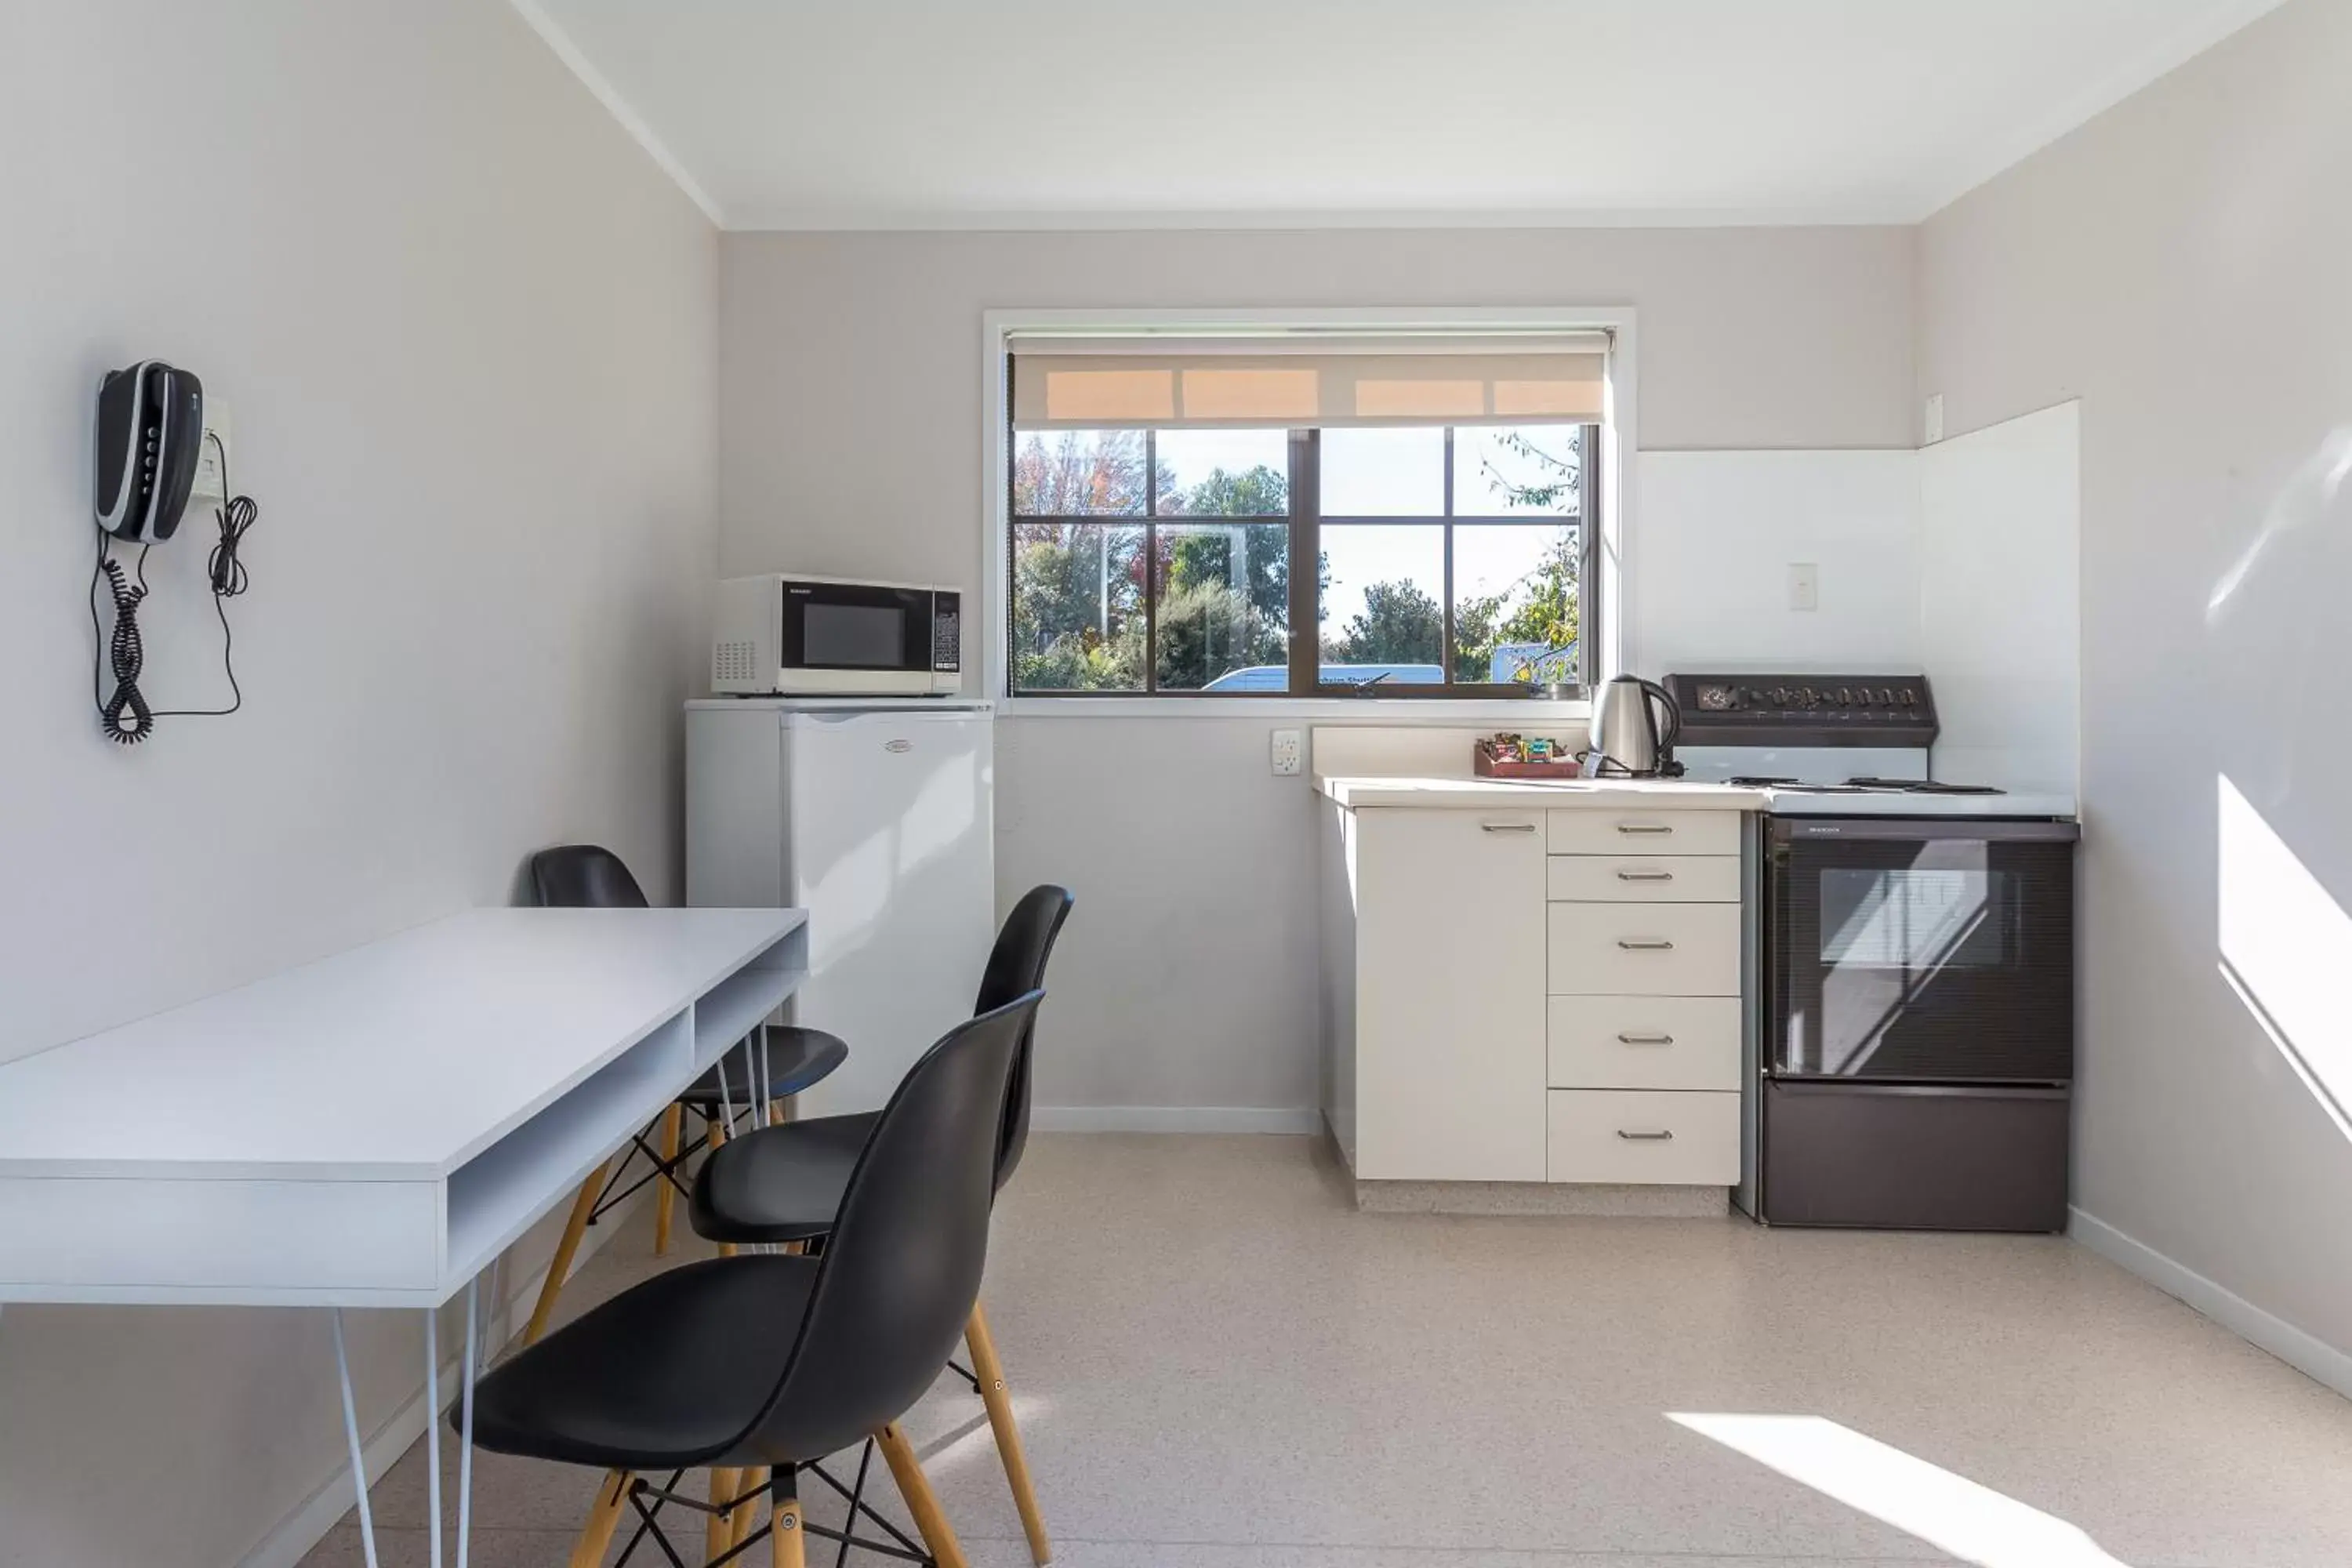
{"left": 0, "top": 906, "right": 809, "bottom": 1566}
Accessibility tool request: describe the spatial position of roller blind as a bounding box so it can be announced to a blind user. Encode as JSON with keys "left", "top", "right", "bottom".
{"left": 1007, "top": 331, "right": 1610, "bottom": 430}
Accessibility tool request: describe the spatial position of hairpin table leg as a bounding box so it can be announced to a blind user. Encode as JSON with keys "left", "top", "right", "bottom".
{"left": 332, "top": 1309, "right": 383, "bottom": 1568}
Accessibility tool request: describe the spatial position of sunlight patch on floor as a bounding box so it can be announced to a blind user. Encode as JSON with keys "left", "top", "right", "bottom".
{"left": 1669, "top": 1412, "right": 2132, "bottom": 1567}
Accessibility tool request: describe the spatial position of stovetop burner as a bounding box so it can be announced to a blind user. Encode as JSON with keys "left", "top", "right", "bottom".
{"left": 1724, "top": 775, "right": 2008, "bottom": 796}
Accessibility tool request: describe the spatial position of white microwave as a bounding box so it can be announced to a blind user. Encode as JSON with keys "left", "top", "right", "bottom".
{"left": 711, "top": 574, "right": 962, "bottom": 695}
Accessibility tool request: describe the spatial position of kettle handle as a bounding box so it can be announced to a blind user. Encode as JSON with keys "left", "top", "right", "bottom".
{"left": 1638, "top": 677, "right": 1682, "bottom": 749}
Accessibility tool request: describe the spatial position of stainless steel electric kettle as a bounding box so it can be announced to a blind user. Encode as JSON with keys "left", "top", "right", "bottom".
{"left": 1587, "top": 674, "right": 1682, "bottom": 776}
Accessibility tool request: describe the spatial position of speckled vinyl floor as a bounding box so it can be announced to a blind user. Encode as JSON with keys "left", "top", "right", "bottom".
{"left": 302, "top": 1133, "right": 2352, "bottom": 1568}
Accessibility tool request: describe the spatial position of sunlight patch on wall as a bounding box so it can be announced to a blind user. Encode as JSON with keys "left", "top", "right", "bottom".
{"left": 1668, "top": 1412, "right": 2131, "bottom": 1567}
{"left": 2217, "top": 775, "right": 2352, "bottom": 1137}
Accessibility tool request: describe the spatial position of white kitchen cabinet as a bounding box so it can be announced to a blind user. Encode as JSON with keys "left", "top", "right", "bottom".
{"left": 1547, "top": 996, "right": 1742, "bottom": 1091}
{"left": 1547, "top": 903, "right": 1742, "bottom": 996}
{"left": 1349, "top": 808, "right": 1548, "bottom": 1181}
{"left": 1547, "top": 1089, "right": 1741, "bottom": 1184}
{"left": 1544, "top": 853, "right": 1741, "bottom": 903}
{"left": 1319, "top": 777, "right": 1752, "bottom": 1203}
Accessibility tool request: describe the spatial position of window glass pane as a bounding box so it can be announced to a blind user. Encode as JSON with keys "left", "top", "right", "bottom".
{"left": 1453, "top": 523, "right": 1581, "bottom": 684}
{"left": 1156, "top": 523, "right": 1291, "bottom": 691}
{"left": 1011, "top": 522, "right": 1145, "bottom": 690}
{"left": 1319, "top": 427, "right": 1444, "bottom": 516}
{"left": 1318, "top": 523, "right": 1445, "bottom": 682}
{"left": 1453, "top": 425, "right": 1581, "bottom": 517}
{"left": 1155, "top": 430, "right": 1289, "bottom": 517}
{"left": 1011, "top": 429, "right": 1149, "bottom": 516}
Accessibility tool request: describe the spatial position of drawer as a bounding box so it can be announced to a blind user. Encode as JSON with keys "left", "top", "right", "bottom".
{"left": 1548, "top": 1090, "right": 1740, "bottom": 1184}
{"left": 1548, "top": 996, "right": 1742, "bottom": 1090}
{"left": 1547, "top": 853, "right": 1740, "bottom": 903}
{"left": 1546, "top": 808, "right": 1740, "bottom": 857}
{"left": 1548, "top": 903, "right": 1741, "bottom": 996}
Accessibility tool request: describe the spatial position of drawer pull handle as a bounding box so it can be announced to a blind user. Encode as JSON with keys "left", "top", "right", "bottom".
{"left": 1616, "top": 1129, "right": 1675, "bottom": 1142}
{"left": 1617, "top": 938, "right": 1675, "bottom": 951}
{"left": 1616, "top": 869, "right": 1675, "bottom": 882}
{"left": 1480, "top": 821, "right": 1538, "bottom": 834}
{"left": 1617, "top": 1033, "right": 1675, "bottom": 1046}
{"left": 1616, "top": 823, "right": 1674, "bottom": 835}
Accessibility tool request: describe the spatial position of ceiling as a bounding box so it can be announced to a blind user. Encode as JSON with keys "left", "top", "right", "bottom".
{"left": 517, "top": 0, "right": 2286, "bottom": 230}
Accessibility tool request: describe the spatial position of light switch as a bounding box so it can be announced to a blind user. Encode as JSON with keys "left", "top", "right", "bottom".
{"left": 1788, "top": 563, "right": 1819, "bottom": 612}
{"left": 1270, "top": 728, "right": 1303, "bottom": 776}
{"left": 1923, "top": 393, "right": 1945, "bottom": 445}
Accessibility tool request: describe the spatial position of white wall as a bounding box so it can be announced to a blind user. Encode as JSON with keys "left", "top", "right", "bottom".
{"left": 0, "top": 3, "right": 717, "bottom": 1563}
{"left": 1918, "top": 403, "right": 2082, "bottom": 793}
{"left": 1918, "top": 0, "right": 2352, "bottom": 1372}
{"left": 1635, "top": 449, "right": 1924, "bottom": 676}
{"left": 721, "top": 227, "right": 1915, "bottom": 1120}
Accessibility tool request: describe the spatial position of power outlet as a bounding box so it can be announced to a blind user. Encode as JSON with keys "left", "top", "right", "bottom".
{"left": 190, "top": 398, "right": 230, "bottom": 503}
{"left": 1269, "top": 728, "right": 1303, "bottom": 776}
{"left": 1788, "top": 562, "right": 1820, "bottom": 612}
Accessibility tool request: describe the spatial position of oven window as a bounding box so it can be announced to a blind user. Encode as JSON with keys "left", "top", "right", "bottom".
{"left": 1775, "top": 834, "right": 2074, "bottom": 1083}
{"left": 804, "top": 602, "right": 907, "bottom": 667}
{"left": 1820, "top": 866, "right": 2002, "bottom": 970}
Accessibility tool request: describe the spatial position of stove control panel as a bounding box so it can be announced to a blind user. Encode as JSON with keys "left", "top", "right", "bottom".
{"left": 1665, "top": 673, "right": 1938, "bottom": 748}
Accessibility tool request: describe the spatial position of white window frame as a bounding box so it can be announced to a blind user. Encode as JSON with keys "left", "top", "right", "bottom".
{"left": 982, "top": 306, "right": 1637, "bottom": 718}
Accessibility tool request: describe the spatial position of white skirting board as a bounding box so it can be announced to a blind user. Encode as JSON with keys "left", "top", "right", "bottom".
{"left": 233, "top": 1181, "right": 654, "bottom": 1568}
{"left": 1031, "top": 1105, "right": 1322, "bottom": 1135}
{"left": 2070, "top": 1206, "right": 2352, "bottom": 1401}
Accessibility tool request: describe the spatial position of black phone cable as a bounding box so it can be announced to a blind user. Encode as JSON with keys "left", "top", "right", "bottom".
{"left": 88, "top": 430, "right": 256, "bottom": 742}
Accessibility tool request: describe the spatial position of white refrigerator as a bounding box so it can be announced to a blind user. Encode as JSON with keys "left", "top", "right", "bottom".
{"left": 685, "top": 699, "right": 995, "bottom": 1118}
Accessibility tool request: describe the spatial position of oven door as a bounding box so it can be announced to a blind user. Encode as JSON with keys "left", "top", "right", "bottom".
{"left": 779, "top": 580, "right": 935, "bottom": 682}
{"left": 1767, "top": 817, "right": 2077, "bottom": 1083}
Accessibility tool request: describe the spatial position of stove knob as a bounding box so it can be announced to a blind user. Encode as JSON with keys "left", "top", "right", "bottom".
{"left": 1835, "top": 687, "right": 1853, "bottom": 706}
{"left": 1798, "top": 688, "right": 1818, "bottom": 708}
{"left": 1899, "top": 689, "right": 1918, "bottom": 706}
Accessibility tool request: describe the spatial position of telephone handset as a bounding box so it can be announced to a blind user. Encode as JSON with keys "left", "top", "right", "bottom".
{"left": 88, "top": 359, "right": 256, "bottom": 743}
{"left": 95, "top": 360, "right": 205, "bottom": 543}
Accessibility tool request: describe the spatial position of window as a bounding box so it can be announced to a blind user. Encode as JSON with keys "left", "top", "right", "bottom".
{"left": 1007, "top": 336, "right": 1606, "bottom": 699}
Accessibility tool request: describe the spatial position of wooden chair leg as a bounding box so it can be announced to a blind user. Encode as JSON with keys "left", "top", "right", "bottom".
{"left": 569, "top": 1470, "right": 632, "bottom": 1568}
{"left": 875, "top": 1421, "right": 969, "bottom": 1568}
{"left": 654, "top": 1105, "right": 684, "bottom": 1255}
{"left": 526, "top": 1162, "right": 607, "bottom": 1346}
{"left": 770, "top": 1473, "right": 805, "bottom": 1568}
{"left": 706, "top": 1468, "right": 742, "bottom": 1563}
{"left": 708, "top": 1117, "right": 735, "bottom": 1259}
{"left": 730, "top": 1465, "right": 769, "bottom": 1551}
{"left": 965, "top": 1300, "right": 1051, "bottom": 1564}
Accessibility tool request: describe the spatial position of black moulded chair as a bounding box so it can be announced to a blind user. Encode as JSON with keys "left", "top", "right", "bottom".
{"left": 520, "top": 844, "right": 850, "bottom": 1346}
{"left": 687, "top": 884, "right": 1074, "bottom": 1566}
{"left": 457, "top": 991, "right": 1045, "bottom": 1568}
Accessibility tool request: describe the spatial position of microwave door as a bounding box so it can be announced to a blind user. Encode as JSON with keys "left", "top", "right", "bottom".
{"left": 780, "top": 583, "right": 933, "bottom": 676}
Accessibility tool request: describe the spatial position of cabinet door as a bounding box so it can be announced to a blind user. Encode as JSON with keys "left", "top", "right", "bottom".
{"left": 1353, "top": 809, "right": 1547, "bottom": 1181}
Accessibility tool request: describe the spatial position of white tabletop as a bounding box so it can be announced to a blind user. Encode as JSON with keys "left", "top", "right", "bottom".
{"left": 0, "top": 906, "right": 804, "bottom": 1181}
{"left": 0, "top": 907, "right": 808, "bottom": 1306}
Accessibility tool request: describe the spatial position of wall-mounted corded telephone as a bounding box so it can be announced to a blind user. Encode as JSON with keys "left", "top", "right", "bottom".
{"left": 88, "top": 359, "right": 258, "bottom": 743}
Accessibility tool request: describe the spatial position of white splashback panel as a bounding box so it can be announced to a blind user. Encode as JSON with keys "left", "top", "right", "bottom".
{"left": 1919, "top": 402, "right": 2082, "bottom": 793}
{"left": 1635, "top": 449, "right": 1923, "bottom": 677}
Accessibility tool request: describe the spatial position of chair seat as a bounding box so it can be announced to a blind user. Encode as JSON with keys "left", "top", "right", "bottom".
{"left": 688, "top": 1111, "right": 879, "bottom": 1245}
{"left": 676, "top": 1024, "right": 849, "bottom": 1110}
{"left": 463, "top": 1255, "right": 815, "bottom": 1471}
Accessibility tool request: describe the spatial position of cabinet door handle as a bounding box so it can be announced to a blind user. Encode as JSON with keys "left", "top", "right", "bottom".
{"left": 1616, "top": 869, "right": 1675, "bottom": 881}
{"left": 1479, "top": 821, "right": 1537, "bottom": 833}
{"left": 1617, "top": 938, "right": 1675, "bottom": 951}
{"left": 1616, "top": 823, "right": 1674, "bottom": 835}
{"left": 1616, "top": 1032, "right": 1675, "bottom": 1046}
{"left": 1616, "top": 1129, "right": 1675, "bottom": 1142}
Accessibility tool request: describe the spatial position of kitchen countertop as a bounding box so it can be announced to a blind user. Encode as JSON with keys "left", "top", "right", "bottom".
{"left": 1316, "top": 775, "right": 1771, "bottom": 810}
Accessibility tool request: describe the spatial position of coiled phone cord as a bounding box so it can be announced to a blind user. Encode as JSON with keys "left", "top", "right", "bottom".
{"left": 89, "top": 431, "right": 254, "bottom": 743}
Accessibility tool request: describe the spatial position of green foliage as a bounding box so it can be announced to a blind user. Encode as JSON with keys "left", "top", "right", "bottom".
{"left": 1325, "top": 579, "right": 1443, "bottom": 666}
